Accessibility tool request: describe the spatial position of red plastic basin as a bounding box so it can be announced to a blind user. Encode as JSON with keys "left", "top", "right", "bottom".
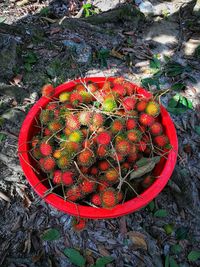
{"left": 18, "top": 77, "right": 178, "bottom": 219}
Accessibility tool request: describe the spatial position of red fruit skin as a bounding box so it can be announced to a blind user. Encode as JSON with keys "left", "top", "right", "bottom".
{"left": 112, "top": 84, "right": 126, "bottom": 96}
{"left": 46, "top": 103, "right": 58, "bottom": 110}
{"left": 126, "top": 118, "right": 137, "bottom": 130}
{"left": 149, "top": 122, "right": 163, "bottom": 136}
{"left": 122, "top": 97, "right": 136, "bottom": 111}
{"left": 79, "top": 166, "right": 90, "bottom": 174}
{"left": 90, "top": 166, "right": 98, "bottom": 175}
{"left": 136, "top": 100, "right": 148, "bottom": 112}
{"left": 117, "top": 191, "right": 123, "bottom": 203}
{"left": 72, "top": 218, "right": 87, "bottom": 231}
{"left": 66, "top": 115, "right": 80, "bottom": 131}
{"left": 97, "top": 145, "right": 107, "bottom": 158}
{"left": 154, "top": 135, "right": 169, "bottom": 147}
{"left": 139, "top": 113, "right": 155, "bottom": 127}
{"left": 98, "top": 160, "right": 110, "bottom": 171}
{"left": 69, "top": 91, "right": 83, "bottom": 106}
{"left": 115, "top": 140, "right": 131, "bottom": 155}
{"left": 121, "top": 162, "right": 130, "bottom": 170}
{"left": 101, "top": 188, "right": 117, "bottom": 208}
{"left": 97, "top": 132, "right": 111, "bottom": 145}
{"left": 127, "top": 154, "right": 138, "bottom": 163}
{"left": 138, "top": 141, "right": 147, "bottom": 152}
{"left": 91, "top": 194, "right": 101, "bottom": 206}
{"left": 40, "top": 143, "right": 52, "bottom": 156}
{"left": 78, "top": 149, "right": 94, "bottom": 167}
{"left": 62, "top": 171, "right": 74, "bottom": 186}
{"left": 66, "top": 186, "right": 82, "bottom": 202}
{"left": 87, "top": 81, "right": 98, "bottom": 93}
{"left": 41, "top": 84, "right": 54, "bottom": 97}
{"left": 44, "top": 128, "right": 51, "bottom": 136}
{"left": 53, "top": 170, "right": 62, "bottom": 184}
{"left": 80, "top": 179, "right": 96, "bottom": 194}
{"left": 142, "top": 175, "right": 155, "bottom": 188}
{"left": 97, "top": 180, "right": 109, "bottom": 191}
{"left": 41, "top": 157, "right": 56, "bottom": 172}
{"left": 92, "top": 113, "right": 104, "bottom": 127}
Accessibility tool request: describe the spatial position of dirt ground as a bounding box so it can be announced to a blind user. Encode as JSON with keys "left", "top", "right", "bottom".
{"left": 0, "top": 1, "right": 200, "bottom": 266}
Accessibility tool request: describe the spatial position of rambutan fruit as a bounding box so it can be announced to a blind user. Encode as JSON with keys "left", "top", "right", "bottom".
{"left": 32, "top": 147, "right": 42, "bottom": 160}
{"left": 62, "top": 171, "right": 74, "bottom": 186}
{"left": 59, "top": 92, "right": 71, "bottom": 102}
{"left": 63, "top": 141, "right": 80, "bottom": 155}
{"left": 74, "top": 83, "right": 86, "bottom": 92}
{"left": 39, "top": 142, "right": 53, "bottom": 156}
{"left": 86, "top": 81, "right": 99, "bottom": 93}
{"left": 123, "top": 81, "right": 136, "bottom": 96}
{"left": 113, "top": 77, "right": 124, "bottom": 84}
{"left": 31, "top": 136, "right": 40, "bottom": 148}
{"left": 97, "top": 180, "right": 109, "bottom": 191}
{"left": 39, "top": 110, "right": 54, "bottom": 125}
{"left": 104, "top": 169, "right": 119, "bottom": 184}
{"left": 110, "top": 119, "right": 124, "bottom": 134}
{"left": 127, "top": 129, "right": 142, "bottom": 142}
{"left": 80, "top": 178, "right": 97, "bottom": 195}
{"left": 57, "top": 155, "right": 71, "bottom": 169}
{"left": 68, "top": 130, "right": 83, "bottom": 143}
{"left": 77, "top": 149, "right": 95, "bottom": 167}
{"left": 153, "top": 135, "right": 169, "bottom": 148}
{"left": 101, "top": 188, "right": 118, "bottom": 209}
{"left": 130, "top": 144, "right": 138, "bottom": 154}
{"left": 138, "top": 141, "right": 147, "bottom": 152}
{"left": 64, "top": 127, "right": 71, "bottom": 136}
{"left": 149, "top": 122, "right": 163, "bottom": 136}
{"left": 82, "top": 139, "right": 93, "bottom": 149}
{"left": 121, "top": 162, "right": 130, "bottom": 170}
{"left": 53, "top": 149, "right": 62, "bottom": 159}
{"left": 79, "top": 166, "right": 90, "bottom": 174}
{"left": 53, "top": 170, "right": 62, "bottom": 184}
{"left": 46, "top": 102, "right": 58, "bottom": 111}
{"left": 79, "top": 91, "right": 93, "bottom": 103}
{"left": 90, "top": 166, "right": 98, "bottom": 175}
{"left": 127, "top": 153, "right": 138, "bottom": 163}
{"left": 112, "top": 152, "right": 124, "bottom": 163}
{"left": 117, "top": 191, "right": 123, "bottom": 203}
{"left": 142, "top": 175, "right": 155, "bottom": 188}
{"left": 115, "top": 140, "right": 131, "bottom": 155}
{"left": 97, "top": 131, "right": 111, "bottom": 145}
{"left": 78, "top": 111, "right": 92, "bottom": 126}
{"left": 145, "top": 101, "right": 160, "bottom": 117}
{"left": 102, "top": 80, "right": 113, "bottom": 91}
{"left": 40, "top": 156, "right": 55, "bottom": 172}
{"left": 112, "top": 84, "right": 126, "bottom": 96}
{"left": 91, "top": 193, "right": 101, "bottom": 206}
{"left": 72, "top": 217, "right": 87, "bottom": 231}
{"left": 98, "top": 160, "right": 110, "bottom": 171}
{"left": 69, "top": 91, "right": 83, "bottom": 106}
{"left": 139, "top": 113, "right": 155, "bottom": 127}
{"left": 81, "top": 127, "right": 88, "bottom": 138}
{"left": 92, "top": 113, "right": 104, "bottom": 128}
{"left": 122, "top": 97, "right": 136, "bottom": 111}
{"left": 66, "top": 115, "right": 80, "bottom": 131}
{"left": 126, "top": 118, "right": 137, "bottom": 130}
{"left": 97, "top": 145, "right": 107, "bottom": 158}
{"left": 136, "top": 100, "right": 148, "bottom": 112}
{"left": 48, "top": 120, "right": 63, "bottom": 133}
{"left": 115, "top": 133, "right": 125, "bottom": 143}
{"left": 44, "top": 128, "right": 51, "bottom": 136}
{"left": 66, "top": 185, "right": 82, "bottom": 202}
{"left": 41, "top": 84, "right": 54, "bottom": 97}
{"left": 102, "top": 98, "right": 117, "bottom": 112}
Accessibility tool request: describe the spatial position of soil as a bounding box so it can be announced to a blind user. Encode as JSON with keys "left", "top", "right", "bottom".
{"left": 0, "top": 1, "right": 200, "bottom": 267}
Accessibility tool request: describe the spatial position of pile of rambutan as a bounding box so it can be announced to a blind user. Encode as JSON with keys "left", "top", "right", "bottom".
{"left": 30, "top": 78, "right": 171, "bottom": 209}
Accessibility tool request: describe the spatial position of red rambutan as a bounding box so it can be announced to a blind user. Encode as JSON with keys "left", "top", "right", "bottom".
{"left": 72, "top": 217, "right": 87, "bottom": 231}
{"left": 136, "top": 100, "right": 148, "bottom": 112}
{"left": 104, "top": 168, "right": 119, "bottom": 184}
{"left": 101, "top": 188, "right": 118, "bottom": 209}
{"left": 66, "top": 185, "right": 82, "bottom": 202}
{"left": 80, "top": 178, "right": 96, "bottom": 195}
{"left": 115, "top": 140, "right": 131, "bottom": 155}
{"left": 40, "top": 142, "right": 53, "bottom": 156}
{"left": 97, "top": 131, "right": 111, "bottom": 145}
{"left": 40, "top": 156, "right": 55, "bottom": 172}
{"left": 127, "top": 129, "right": 142, "bottom": 142}
{"left": 66, "top": 115, "right": 80, "bottom": 131}
{"left": 69, "top": 91, "right": 83, "bottom": 106}
{"left": 91, "top": 193, "right": 101, "bottom": 206}
{"left": 153, "top": 135, "right": 169, "bottom": 147}
{"left": 126, "top": 118, "right": 137, "bottom": 130}
{"left": 41, "top": 84, "right": 54, "bottom": 97}
{"left": 77, "top": 149, "right": 95, "bottom": 167}
{"left": 112, "top": 84, "right": 126, "bottom": 96}
{"left": 110, "top": 119, "right": 124, "bottom": 133}
{"left": 149, "top": 122, "right": 163, "bottom": 136}
{"left": 139, "top": 113, "right": 155, "bottom": 127}
{"left": 97, "top": 145, "right": 107, "bottom": 158}
{"left": 92, "top": 113, "right": 104, "bottom": 128}
{"left": 98, "top": 160, "right": 110, "bottom": 171}
{"left": 122, "top": 97, "right": 136, "bottom": 111}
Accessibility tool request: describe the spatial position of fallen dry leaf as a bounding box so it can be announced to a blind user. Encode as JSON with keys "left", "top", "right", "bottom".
{"left": 10, "top": 74, "right": 23, "bottom": 86}
{"left": 110, "top": 48, "right": 124, "bottom": 59}
{"left": 0, "top": 191, "right": 11, "bottom": 202}
{"left": 127, "top": 231, "right": 148, "bottom": 250}
{"left": 97, "top": 245, "right": 111, "bottom": 257}
{"left": 119, "top": 216, "right": 127, "bottom": 235}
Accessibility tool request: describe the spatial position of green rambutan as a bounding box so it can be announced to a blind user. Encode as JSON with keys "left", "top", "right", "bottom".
{"left": 139, "top": 113, "right": 155, "bottom": 127}
{"left": 145, "top": 101, "right": 160, "bottom": 117}
{"left": 68, "top": 130, "right": 83, "bottom": 143}
{"left": 127, "top": 129, "right": 142, "bottom": 142}
{"left": 57, "top": 155, "right": 71, "bottom": 169}
{"left": 102, "top": 98, "right": 117, "bottom": 112}
{"left": 79, "top": 91, "right": 93, "bottom": 103}
{"left": 39, "top": 110, "right": 54, "bottom": 125}
{"left": 32, "top": 147, "right": 42, "bottom": 160}
{"left": 115, "top": 140, "right": 131, "bottom": 155}
{"left": 62, "top": 141, "right": 80, "bottom": 156}
{"left": 59, "top": 92, "right": 71, "bottom": 102}
{"left": 77, "top": 149, "right": 95, "bottom": 167}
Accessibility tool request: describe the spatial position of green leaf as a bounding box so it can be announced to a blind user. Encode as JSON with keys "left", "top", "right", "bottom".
{"left": 0, "top": 16, "right": 6, "bottom": 23}
{"left": 130, "top": 156, "right": 160, "bottom": 180}
{"left": 141, "top": 77, "right": 160, "bottom": 90}
{"left": 187, "top": 250, "right": 200, "bottom": 262}
{"left": 194, "top": 126, "right": 200, "bottom": 136}
{"left": 169, "top": 256, "right": 179, "bottom": 267}
{"left": 165, "top": 62, "right": 185, "bottom": 77}
{"left": 171, "top": 83, "right": 185, "bottom": 91}
{"left": 64, "top": 248, "right": 86, "bottom": 267}
{"left": 40, "top": 7, "right": 50, "bottom": 16}
{"left": 175, "top": 226, "right": 188, "bottom": 240}
{"left": 154, "top": 209, "right": 168, "bottom": 218}
{"left": 147, "top": 201, "right": 155, "bottom": 212}
{"left": 0, "top": 133, "right": 6, "bottom": 143}
{"left": 41, "top": 228, "right": 60, "bottom": 241}
{"left": 164, "top": 223, "right": 174, "bottom": 235}
{"left": 150, "top": 55, "right": 161, "bottom": 70}
{"left": 167, "top": 94, "right": 193, "bottom": 115}
{"left": 165, "top": 255, "right": 170, "bottom": 267}
{"left": 171, "top": 244, "right": 182, "bottom": 254}
{"left": 83, "top": 3, "right": 92, "bottom": 9}
{"left": 95, "top": 256, "right": 114, "bottom": 267}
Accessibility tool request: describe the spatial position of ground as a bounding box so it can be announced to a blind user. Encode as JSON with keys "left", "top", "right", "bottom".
{"left": 0, "top": 0, "right": 200, "bottom": 267}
